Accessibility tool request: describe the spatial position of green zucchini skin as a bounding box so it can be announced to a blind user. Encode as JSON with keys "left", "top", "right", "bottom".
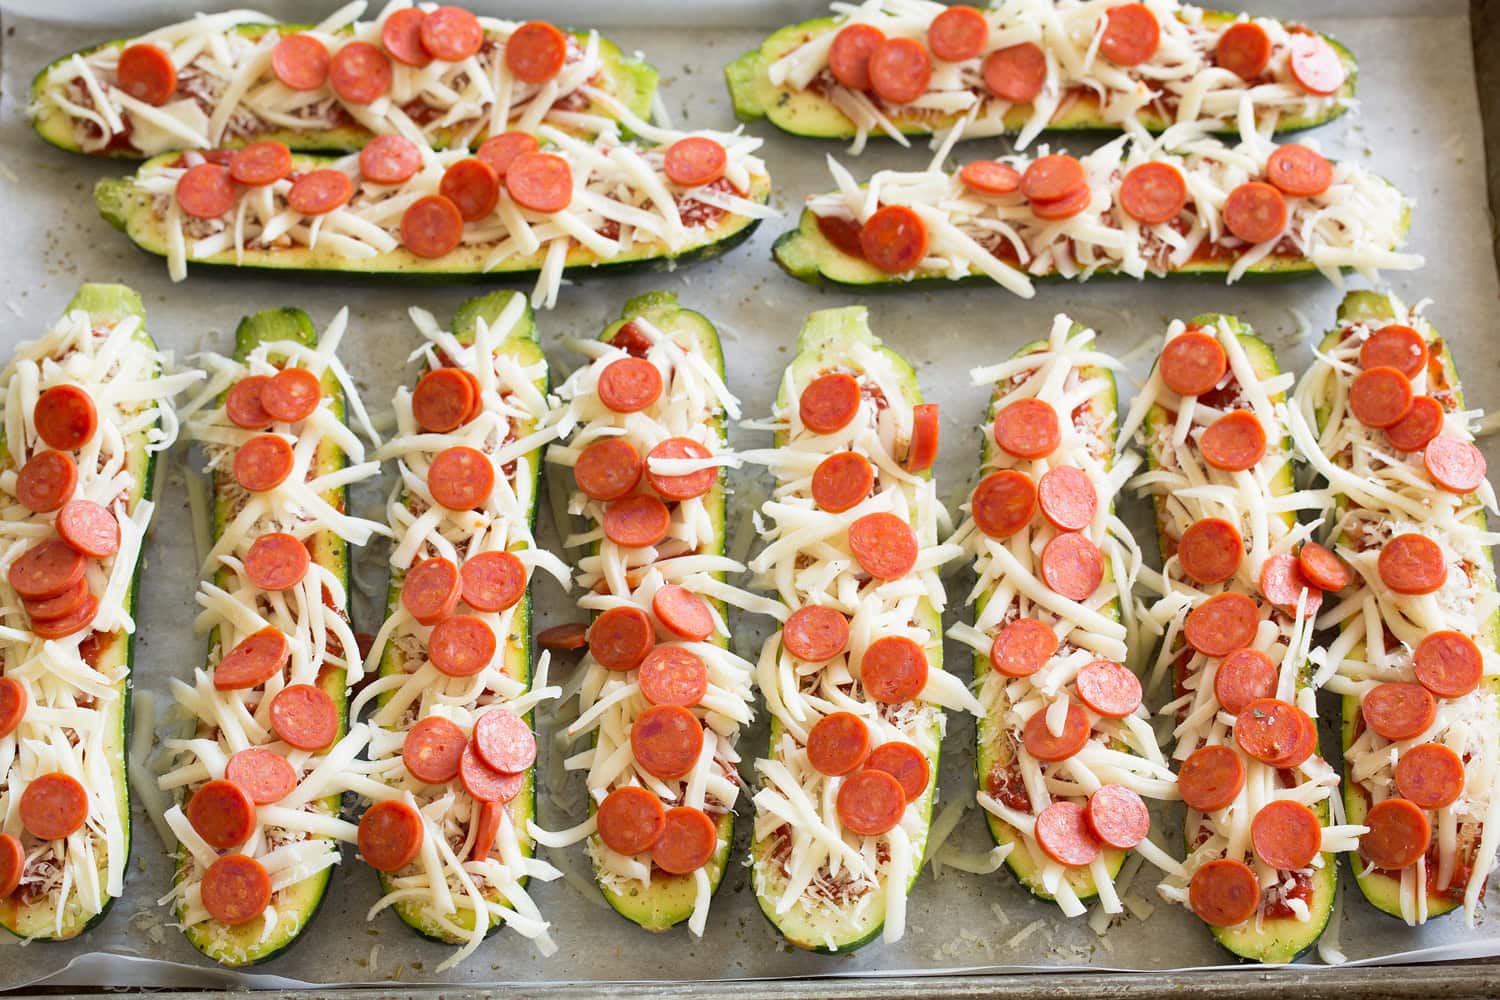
{"left": 581, "top": 292, "right": 735, "bottom": 933}
{"left": 1138, "top": 316, "right": 1334, "bottom": 964}
{"left": 173, "top": 306, "right": 350, "bottom": 967}
{"left": 1315, "top": 291, "right": 1500, "bottom": 923}
{"left": 93, "top": 156, "right": 767, "bottom": 283}
{"left": 726, "top": 9, "right": 1353, "bottom": 140}
{"left": 747, "top": 306, "right": 939, "bottom": 955}
{"left": 0, "top": 285, "right": 156, "bottom": 941}
{"left": 374, "top": 290, "right": 547, "bottom": 945}
{"left": 971, "top": 333, "right": 1128, "bottom": 906}
{"left": 31, "top": 22, "right": 657, "bottom": 158}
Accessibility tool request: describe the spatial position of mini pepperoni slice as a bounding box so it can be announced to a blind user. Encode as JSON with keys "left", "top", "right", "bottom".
{"left": 459, "top": 369, "right": 484, "bottom": 424}
{"left": 1251, "top": 799, "right": 1321, "bottom": 870}
{"left": 272, "top": 33, "right": 330, "bottom": 90}
{"left": 459, "top": 550, "right": 525, "bottom": 614}
{"left": 402, "top": 557, "right": 462, "bottom": 626}
{"left": 1362, "top": 682, "right": 1436, "bottom": 743}
{"left": 258, "top": 368, "right": 320, "bottom": 425}
{"left": 1235, "top": 698, "right": 1315, "bottom": 767}
{"left": 401, "top": 195, "right": 464, "bottom": 258}
{"left": 860, "top": 204, "right": 929, "bottom": 274}
{"left": 505, "top": 19, "right": 567, "bottom": 82}
{"left": 989, "top": 617, "right": 1057, "bottom": 678}
{"left": 1222, "top": 181, "right": 1287, "bottom": 244}
{"left": 1265, "top": 144, "right": 1333, "bottom": 198}
{"left": 994, "top": 397, "right": 1059, "bottom": 459}
{"left": 358, "top": 799, "right": 425, "bottom": 872}
{"left": 971, "top": 469, "right": 1037, "bottom": 539}
{"left": 422, "top": 5, "right": 484, "bottom": 62}
{"left": 866, "top": 741, "right": 929, "bottom": 802}
{"left": 117, "top": 42, "right": 177, "bottom": 105}
{"left": 1177, "top": 517, "right": 1243, "bottom": 585}
{"left": 1184, "top": 592, "right": 1260, "bottom": 658}
{"left": 902, "top": 403, "right": 940, "bottom": 472}
{"left": 1075, "top": 660, "right": 1142, "bottom": 718}
{"left": 652, "top": 584, "right": 714, "bottom": 642}
{"left": 664, "top": 137, "right": 727, "bottom": 188}
{"left": 428, "top": 615, "right": 496, "bottom": 677}
{"left": 19, "top": 772, "right": 87, "bottom": 841}
{"left": 652, "top": 805, "right": 718, "bottom": 873}
{"left": 201, "top": 854, "right": 273, "bottom": 926}
{"left": 597, "top": 357, "right": 663, "bottom": 414}
{"left": 868, "top": 37, "right": 931, "bottom": 104}
{"left": 836, "top": 768, "right": 906, "bottom": 836}
{"left": 1349, "top": 366, "right": 1413, "bottom": 429}
{"left": 1297, "top": 542, "right": 1350, "bottom": 593}
{"left": 505, "top": 152, "right": 572, "bottom": 213}
{"left": 1424, "top": 436, "right": 1487, "bottom": 494}
{"left": 1040, "top": 532, "right": 1104, "bottom": 602}
{"left": 959, "top": 160, "right": 1022, "bottom": 196}
{"left": 573, "top": 438, "right": 643, "bottom": 503}
{"left": 1215, "top": 21, "right": 1271, "bottom": 79}
{"left": 1289, "top": 33, "right": 1346, "bottom": 96}
{"left": 0, "top": 677, "right": 26, "bottom": 738}
{"left": 812, "top": 451, "right": 874, "bottom": 513}
{"left": 1037, "top": 465, "right": 1096, "bottom": 532}
{"left": 187, "top": 778, "right": 255, "bottom": 849}
{"left": 1384, "top": 394, "right": 1444, "bottom": 453}
{"left": 928, "top": 5, "right": 988, "bottom": 62}
{"left": 1099, "top": 2, "right": 1159, "bottom": 65}
{"left": 234, "top": 434, "right": 294, "bottom": 493}
{"left": 411, "top": 368, "right": 475, "bottom": 434}
{"left": 225, "top": 375, "right": 274, "bottom": 430}
{"left": 1360, "top": 798, "right": 1430, "bottom": 871}
{"left": 1030, "top": 183, "right": 1092, "bottom": 221}
{"left": 847, "top": 512, "right": 918, "bottom": 580}
{"left": 329, "top": 40, "right": 393, "bottom": 104}
{"left": 646, "top": 437, "right": 716, "bottom": 502}
{"left": 982, "top": 42, "right": 1046, "bottom": 102}
{"left": 538, "top": 622, "right": 589, "bottom": 652}
{"left": 597, "top": 786, "right": 666, "bottom": 856}
{"left": 638, "top": 646, "right": 709, "bottom": 708}
{"left": 1189, "top": 858, "right": 1259, "bottom": 927}
{"left": 474, "top": 708, "right": 536, "bottom": 774}
{"left": 16, "top": 451, "right": 77, "bottom": 513}
{"left": 213, "top": 627, "right": 290, "bottom": 690}
{"left": 439, "top": 158, "right": 500, "bottom": 222}
{"left": 225, "top": 747, "right": 297, "bottom": 805}
{"left": 229, "top": 140, "right": 293, "bottom": 187}
{"left": 1119, "top": 162, "right": 1187, "bottom": 225}
{"left": 1394, "top": 743, "right": 1465, "bottom": 810}
{"left": 270, "top": 683, "right": 338, "bottom": 751}
{"left": 35, "top": 385, "right": 98, "bottom": 452}
{"left": 402, "top": 716, "right": 466, "bottom": 784}
{"left": 8, "top": 538, "right": 86, "bottom": 601}
{"left": 476, "top": 132, "right": 539, "bottom": 180}
{"left": 428, "top": 446, "right": 494, "bottom": 511}
{"left": 23, "top": 577, "right": 87, "bottom": 623}
{"left": 243, "top": 531, "right": 309, "bottom": 591}
{"left": 469, "top": 799, "right": 502, "bottom": 862}
{"left": 604, "top": 494, "right": 672, "bottom": 549}
{"left": 30, "top": 592, "right": 98, "bottom": 640}
{"left": 175, "top": 161, "right": 237, "bottom": 219}
{"left": 828, "top": 23, "right": 885, "bottom": 90}
{"left": 589, "top": 605, "right": 654, "bottom": 671}
{"left": 1377, "top": 533, "right": 1446, "bottom": 595}
{"left": 631, "top": 704, "right": 704, "bottom": 780}
{"left": 287, "top": 168, "right": 353, "bottom": 216}
{"left": 860, "top": 635, "right": 928, "bottom": 704}
{"left": 1259, "top": 552, "right": 1322, "bottom": 616}
{"left": 1022, "top": 155, "right": 1086, "bottom": 203}
{"left": 1413, "top": 631, "right": 1483, "bottom": 699}
{"left": 1022, "top": 702, "right": 1091, "bottom": 762}
{"left": 381, "top": 7, "right": 432, "bottom": 67}
{"left": 1200, "top": 410, "right": 1267, "bottom": 472}
{"left": 806, "top": 711, "right": 870, "bottom": 776}
{"left": 0, "top": 834, "right": 22, "bottom": 898}
{"left": 800, "top": 373, "right": 862, "bottom": 434}
{"left": 1086, "top": 784, "right": 1150, "bottom": 850}
{"left": 782, "top": 604, "right": 850, "bottom": 662}
{"left": 1360, "top": 325, "right": 1428, "bottom": 377}
{"left": 1213, "top": 648, "right": 1277, "bottom": 715}
{"left": 459, "top": 743, "right": 525, "bottom": 802}
{"left": 1178, "top": 744, "right": 1246, "bottom": 812}
{"left": 1035, "top": 800, "right": 1102, "bottom": 866}
{"left": 360, "top": 134, "right": 423, "bottom": 186}
{"left": 1160, "top": 330, "right": 1228, "bottom": 396}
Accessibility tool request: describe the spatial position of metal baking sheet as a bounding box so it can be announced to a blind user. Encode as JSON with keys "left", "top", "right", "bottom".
{"left": 0, "top": 0, "right": 1497, "bottom": 991}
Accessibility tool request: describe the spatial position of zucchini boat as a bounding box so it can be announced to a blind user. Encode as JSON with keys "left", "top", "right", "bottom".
{"left": 156, "top": 306, "right": 385, "bottom": 965}
{"left": 1290, "top": 291, "right": 1500, "bottom": 925}
{"left": 0, "top": 285, "right": 196, "bottom": 940}
{"left": 30, "top": 6, "right": 656, "bottom": 158}
{"left": 727, "top": 0, "right": 1353, "bottom": 150}
{"left": 347, "top": 291, "right": 565, "bottom": 970}
{"left": 774, "top": 135, "right": 1416, "bottom": 297}
{"left": 542, "top": 292, "right": 767, "bottom": 934}
{"left": 1123, "top": 315, "right": 1360, "bottom": 963}
{"left": 94, "top": 123, "right": 773, "bottom": 302}
{"left": 952, "top": 316, "right": 1178, "bottom": 916}
{"left": 743, "top": 306, "right": 980, "bottom": 952}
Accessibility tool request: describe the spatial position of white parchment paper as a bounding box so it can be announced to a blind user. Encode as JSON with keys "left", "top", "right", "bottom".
{"left": 0, "top": 0, "right": 1496, "bottom": 989}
